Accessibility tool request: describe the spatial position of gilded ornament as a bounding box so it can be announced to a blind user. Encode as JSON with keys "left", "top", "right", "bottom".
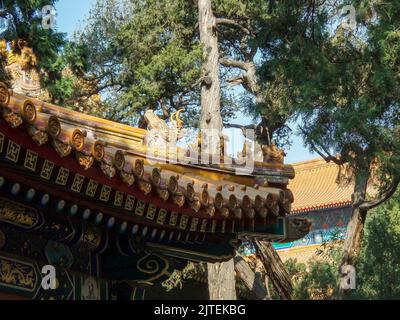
{"left": 100, "top": 162, "right": 116, "bottom": 179}
{"left": 186, "top": 183, "right": 196, "bottom": 201}
{"left": 134, "top": 159, "right": 144, "bottom": 179}
{"left": 76, "top": 153, "right": 94, "bottom": 170}
{"left": 120, "top": 171, "right": 135, "bottom": 186}
{"left": 0, "top": 82, "right": 10, "bottom": 105}
{"left": 3, "top": 111, "right": 22, "bottom": 128}
{"left": 92, "top": 141, "right": 105, "bottom": 161}
{"left": 31, "top": 130, "right": 48, "bottom": 146}
{"left": 47, "top": 116, "right": 61, "bottom": 138}
{"left": 168, "top": 176, "right": 179, "bottom": 194}
{"left": 151, "top": 168, "right": 162, "bottom": 186}
{"left": 139, "top": 181, "right": 152, "bottom": 195}
{"left": 157, "top": 189, "right": 169, "bottom": 201}
{"left": 173, "top": 194, "right": 185, "bottom": 208}
{"left": 21, "top": 99, "right": 36, "bottom": 124}
{"left": 189, "top": 199, "right": 201, "bottom": 213}
{"left": 113, "top": 150, "right": 125, "bottom": 171}
{"left": 52, "top": 140, "right": 72, "bottom": 158}
{"left": 214, "top": 192, "right": 224, "bottom": 210}
{"left": 71, "top": 129, "right": 86, "bottom": 151}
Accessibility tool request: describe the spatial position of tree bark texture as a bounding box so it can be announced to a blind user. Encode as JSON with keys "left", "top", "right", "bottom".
{"left": 341, "top": 173, "right": 370, "bottom": 268}
{"left": 207, "top": 260, "right": 237, "bottom": 300}
{"left": 255, "top": 240, "right": 293, "bottom": 300}
{"left": 198, "top": 0, "right": 223, "bottom": 154}
{"left": 234, "top": 255, "right": 269, "bottom": 300}
{"left": 339, "top": 173, "right": 369, "bottom": 295}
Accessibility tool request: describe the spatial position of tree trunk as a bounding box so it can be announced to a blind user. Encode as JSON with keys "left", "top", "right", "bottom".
{"left": 207, "top": 260, "right": 237, "bottom": 300}
{"left": 198, "top": 0, "right": 223, "bottom": 155}
{"left": 255, "top": 240, "right": 293, "bottom": 300}
{"left": 339, "top": 172, "right": 369, "bottom": 295}
{"left": 234, "top": 255, "right": 268, "bottom": 300}
{"left": 198, "top": 0, "right": 236, "bottom": 300}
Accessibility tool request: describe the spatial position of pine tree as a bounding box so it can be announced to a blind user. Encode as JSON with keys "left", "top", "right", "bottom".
{"left": 258, "top": 0, "right": 400, "bottom": 295}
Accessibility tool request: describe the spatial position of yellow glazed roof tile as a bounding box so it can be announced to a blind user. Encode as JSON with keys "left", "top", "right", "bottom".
{"left": 289, "top": 158, "right": 353, "bottom": 213}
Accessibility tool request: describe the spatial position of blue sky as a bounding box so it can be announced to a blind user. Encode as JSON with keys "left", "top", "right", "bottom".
{"left": 55, "top": 0, "right": 95, "bottom": 37}
{"left": 54, "top": 0, "right": 316, "bottom": 164}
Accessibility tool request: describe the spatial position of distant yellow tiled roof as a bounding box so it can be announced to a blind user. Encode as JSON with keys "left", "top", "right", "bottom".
{"left": 289, "top": 158, "right": 353, "bottom": 213}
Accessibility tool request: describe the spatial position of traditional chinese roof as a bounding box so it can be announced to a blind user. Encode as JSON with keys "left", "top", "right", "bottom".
{"left": 289, "top": 158, "right": 353, "bottom": 214}
{"left": 0, "top": 82, "right": 312, "bottom": 262}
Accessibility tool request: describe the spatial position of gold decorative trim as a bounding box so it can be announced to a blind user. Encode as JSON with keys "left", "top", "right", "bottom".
{"left": 157, "top": 209, "right": 167, "bottom": 225}
{"left": 76, "top": 153, "right": 94, "bottom": 170}
{"left": 24, "top": 150, "right": 38, "bottom": 172}
{"left": 100, "top": 162, "right": 116, "bottom": 179}
{"left": 172, "top": 194, "right": 185, "bottom": 208}
{"left": 134, "top": 159, "right": 144, "bottom": 178}
{"left": 71, "top": 129, "right": 86, "bottom": 151}
{"left": 3, "top": 112, "right": 22, "bottom": 128}
{"left": 0, "top": 197, "right": 39, "bottom": 228}
{"left": 99, "top": 185, "right": 112, "bottom": 202}
{"left": 168, "top": 176, "right": 179, "bottom": 194}
{"left": 47, "top": 116, "right": 61, "bottom": 138}
{"left": 86, "top": 179, "right": 98, "bottom": 197}
{"left": 179, "top": 215, "right": 189, "bottom": 230}
{"left": 125, "top": 195, "right": 136, "bottom": 211}
{"left": 113, "top": 150, "right": 125, "bottom": 171}
{"left": 146, "top": 204, "right": 157, "bottom": 220}
{"left": 114, "top": 191, "right": 124, "bottom": 207}
{"left": 55, "top": 167, "right": 70, "bottom": 186}
{"left": 120, "top": 171, "right": 135, "bottom": 186}
{"left": 190, "top": 218, "right": 199, "bottom": 232}
{"left": 31, "top": 130, "right": 48, "bottom": 146}
{"left": 53, "top": 140, "right": 72, "bottom": 158}
{"left": 21, "top": 99, "right": 37, "bottom": 124}
{"left": 0, "top": 82, "right": 10, "bottom": 105}
{"left": 40, "top": 160, "right": 54, "bottom": 180}
{"left": 139, "top": 181, "right": 152, "bottom": 195}
{"left": 92, "top": 141, "right": 105, "bottom": 161}
{"left": 152, "top": 168, "right": 161, "bottom": 186}
{"left": 135, "top": 200, "right": 146, "bottom": 216}
{"left": 169, "top": 212, "right": 178, "bottom": 227}
{"left": 71, "top": 174, "right": 85, "bottom": 193}
{"left": 6, "top": 141, "right": 20, "bottom": 163}
{"left": 0, "top": 256, "right": 38, "bottom": 292}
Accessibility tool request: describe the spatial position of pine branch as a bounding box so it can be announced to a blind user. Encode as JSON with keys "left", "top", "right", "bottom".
{"left": 360, "top": 176, "right": 400, "bottom": 210}
{"left": 215, "top": 18, "right": 251, "bottom": 35}
{"left": 220, "top": 58, "right": 250, "bottom": 71}
{"left": 299, "top": 128, "right": 345, "bottom": 165}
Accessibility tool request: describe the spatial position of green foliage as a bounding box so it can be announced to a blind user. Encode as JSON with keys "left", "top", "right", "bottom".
{"left": 75, "top": 0, "right": 310, "bottom": 130}
{"left": 284, "top": 242, "right": 343, "bottom": 300}
{"left": 285, "top": 191, "right": 400, "bottom": 300}
{"left": 74, "top": 0, "right": 207, "bottom": 126}
{"left": 0, "top": 0, "right": 94, "bottom": 105}
{"left": 260, "top": 0, "right": 400, "bottom": 185}
{"left": 162, "top": 262, "right": 207, "bottom": 292}
{"left": 354, "top": 191, "right": 400, "bottom": 299}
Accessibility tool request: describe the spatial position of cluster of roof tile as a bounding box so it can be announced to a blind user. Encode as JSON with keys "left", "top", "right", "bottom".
{"left": 0, "top": 82, "right": 296, "bottom": 223}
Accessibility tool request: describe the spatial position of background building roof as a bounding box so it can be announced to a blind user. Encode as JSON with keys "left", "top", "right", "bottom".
{"left": 289, "top": 158, "right": 354, "bottom": 213}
